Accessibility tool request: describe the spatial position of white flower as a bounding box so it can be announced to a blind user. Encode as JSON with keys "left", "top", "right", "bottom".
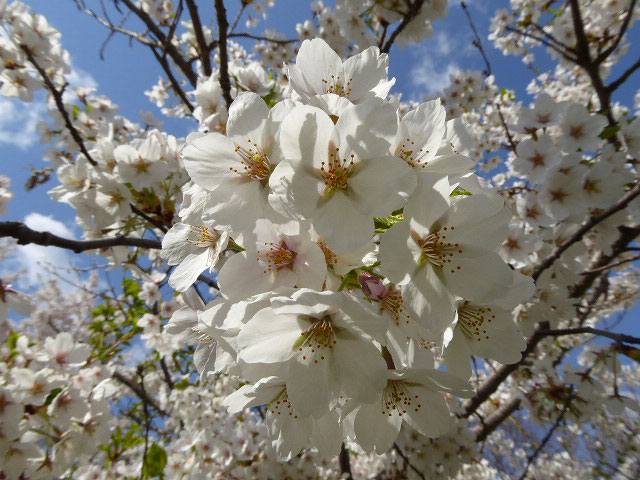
{"left": 114, "top": 135, "right": 167, "bottom": 190}
{"left": 39, "top": 332, "right": 91, "bottom": 367}
{"left": 182, "top": 92, "right": 292, "bottom": 232}
{"left": 0, "top": 282, "right": 34, "bottom": 323}
{"left": 380, "top": 179, "right": 515, "bottom": 336}
{"left": 161, "top": 223, "right": 229, "bottom": 292}
{"left": 349, "top": 367, "right": 472, "bottom": 454}
{"left": 516, "top": 93, "right": 565, "bottom": 131}
{"left": 442, "top": 301, "right": 526, "bottom": 380}
{"left": 391, "top": 99, "right": 474, "bottom": 178}
{"left": 512, "top": 134, "right": 561, "bottom": 185}
{"left": 218, "top": 220, "right": 326, "bottom": 301}
{"left": 269, "top": 100, "right": 416, "bottom": 253}
{"left": 287, "top": 38, "right": 395, "bottom": 104}
{"left": 236, "top": 289, "right": 388, "bottom": 417}
{"left": 557, "top": 104, "right": 607, "bottom": 152}
{"left": 224, "top": 376, "right": 341, "bottom": 460}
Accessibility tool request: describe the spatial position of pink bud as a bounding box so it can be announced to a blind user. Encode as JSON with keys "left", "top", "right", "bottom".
{"left": 359, "top": 272, "right": 387, "bottom": 300}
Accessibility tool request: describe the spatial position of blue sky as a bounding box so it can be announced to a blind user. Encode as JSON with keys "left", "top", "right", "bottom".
{"left": 2, "top": 0, "right": 639, "bottom": 337}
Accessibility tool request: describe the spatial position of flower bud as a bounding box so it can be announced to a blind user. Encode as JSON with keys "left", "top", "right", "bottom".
{"left": 359, "top": 272, "right": 387, "bottom": 300}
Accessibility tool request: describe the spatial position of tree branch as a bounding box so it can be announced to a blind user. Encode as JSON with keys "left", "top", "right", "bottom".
{"left": 0, "top": 221, "right": 161, "bottom": 253}
{"left": 532, "top": 181, "right": 640, "bottom": 282}
{"left": 517, "top": 389, "right": 576, "bottom": 480}
{"left": 228, "top": 32, "right": 297, "bottom": 44}
{"left": 393, "top": 442, "right": 426, "bottom": 480}
{"left": 113, "top": 370, "right": 168, "bottom": 415}
{"left": 381, "top": 0, "right": 425, "bottom": 54}
{"left": 214, "top": 0, "right": 233, "bottom": 109}
{"left": 538, "top": 327, "right": 640, "bottom": 345}
{"left": 339, "top": 443, "right": 353, "bottom": 480}
{"left": 581, "top": 253, "right": 640, "bottom": 274}
{"left": 22, "top": 48, "right": 97, "bottom": 166}
{"left": 594, "top": 0, "right": 638, "bottom": 65}
{"left": 119, "top": 0, "right": 198, "bottom": 86}
{"left": 185, "top": 0, "right": 212, "bottom": 76}
{"left": 607, "top": 55, "right": 640, "bottom": 93}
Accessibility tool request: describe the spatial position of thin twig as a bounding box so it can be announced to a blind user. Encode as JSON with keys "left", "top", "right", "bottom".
{"left": 0, "top": 221, "right": 161, "bottom": 253}
{"left": 532, "top": 182, "right": 640, "bottom": 282}
{"left": 214, "top": 0, "right": 233, "bottom": 109}
{"left": 538, "top": 327, "right": 640, "bottom": 345}
{"left": 607, "top": 56, "right": 640, "bottom": 93}
{"left": 593, "top": 0, "right": 638, "bottom": 65}
{"left": 461, "top": 2, "right": 518, "bottom": 152}
{"left": 185, "top": 0, "right": 212, "bottom": 76}
{"left": 518, "top": 389, "right": 576, "bottom": 480}
{"left": 22, "top": 48, "right": 97, "bottom": 166}
{"left": 381, "top": 0, "right": 425, "bottom": 54}
{"left": 112, "top": 370, "right": 168, "bottom": 415}
{"left": 581, "top": 254, "right": 640, "bottom": 274}
{"left": 228, "top": 32, "right": 297, "bottom": 44}
{"left": 393, "top": 442, "right": 426, "bottom": 480}
{"left": 148, "top": 46, "right": 196, "bottom": 113}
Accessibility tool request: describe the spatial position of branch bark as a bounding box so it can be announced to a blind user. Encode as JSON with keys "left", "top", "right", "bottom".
{"left": 0, "top": 221, "right": 161, "bottom": 253}
{"left": 214, "top": 0, "right": 233, "bottom": 109}
{"left": 113, "top": 370, "right": 168, "bottom": 415}
{"left": 531, "top": 182, "right": 640, "bottom": 282}
{"left": 22, "top": 48, "right": 97, "bottom": 166}
{"left": 381, "top": 0, "right": 425, "bottom": 54}
{"left": 185, "top": 0, "right": 212, "bottom": 76}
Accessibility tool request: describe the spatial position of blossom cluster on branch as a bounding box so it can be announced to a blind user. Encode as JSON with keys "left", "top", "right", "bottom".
{"left": 0, "top": 0, "right": 639, "bottom": 478}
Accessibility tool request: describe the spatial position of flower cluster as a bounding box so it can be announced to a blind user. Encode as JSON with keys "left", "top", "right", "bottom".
{"left": 163, "top": 38, "right": 533, "bottom": 458}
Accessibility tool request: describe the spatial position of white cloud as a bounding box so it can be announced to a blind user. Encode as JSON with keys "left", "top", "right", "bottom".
{"left": 0, "top": 62, "right": 98, "bottom": 150}
{"left": 0, "top": 213, "right": 80, "bottom": 290}
{"left": 410, "top": 54, "right": 460, "bottom": 95}
{"left": 0, "top": 95, "right": 47, "bottom": 150}
{"left": 66, "top": 65, "right": 98, "bottom": 90}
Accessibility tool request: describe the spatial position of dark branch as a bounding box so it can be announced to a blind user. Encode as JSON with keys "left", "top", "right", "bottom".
{"left": 119, "top": 0, "right": 198, "bottom": 86}
{"left": 0, "top": 221, "right": 161, "bottom": 253}
{"left": 538, "top": 327, "right": 640, "bottom": 345}
{"left": 607, "top": 56, "right": 640, "bottom": 93}
{"left": 339, "top": 443, "right": 353, "bottom": 480}
{"left": 228, "top": 32, "right": 297, "bottom": 44}
{"left": 381, "top": 0, "right": 425, "bottom": 54}
{"left": 185, "top": 0, "right": 212, "bottom": 76}
{"left": 462, "top": 2, "right": 518, "bottom": 152}
{"left": 22, "top": 48, "right": 97, "bottom": 166}
{"left": 581, "top": 253, "right": 640, "bottom": 274}
{"left": 594, "top": 0, "right": 638, "bottom": 65}
{"left": 149, "top": 46, "right": 195, "bottom": 113}
{"left": 532, "top": 181, "right": 640, "bottom": 282}
{"left": 214, "top": 0, "right": 233, "bottom": 109}
{"left": 393, "top": 443, "right": 426, "bottom": 480}
{"left": 518, "top": 389, "right": 576, "bottom": 480}
{"left": 113, "top": 370, "right": 168, "bottom": 415}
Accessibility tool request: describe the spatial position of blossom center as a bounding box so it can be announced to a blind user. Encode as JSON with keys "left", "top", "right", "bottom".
{"left": 187, "top": 226, "right": 221, "bottom": 248}
{"left": 395, "top": 137, "right": 429, "bottom": 168}
{"left": 259, "top": 240, "right": 297, "bottom": 273}
{"left": 320, "top": 145, "right": 357, "bottom": 196}
{"left": 457, "top": 303, "right": 495, "bottom": 342}
{"left": 415, "top": 226, "right": 464, "bottom": 273}
{"left": 321, "top": 74, "right": 352, "bottom": 97}
{"left": 232, "top": 139, "right": 272, "bottom": 183}
{"left": 379, "top": 286, "right": 411, "bottom": 327}
{"left": 381, "top": 380, "right": 421, "bottom": 416}
{"left": 296, "top": 315, "right": 337, "bottom": 363}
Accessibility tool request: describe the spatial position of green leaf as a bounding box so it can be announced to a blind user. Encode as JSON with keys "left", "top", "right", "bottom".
{"left": 450, "top": 187, "right": 473, "bottom": 197}
{"left": 373, "top": 214, "right": 404, "bottom": 233}
{"left": 143, "top": 443, "right": 167, "bottom": 478}
{"left": 7, "top": 331, "right": 20, "bottom": 350}
{"left": 44, "top": 387, "right": 63, "bottom": 406}
{"left": 599, "top": 125, "right": 620, "bottom": 140}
